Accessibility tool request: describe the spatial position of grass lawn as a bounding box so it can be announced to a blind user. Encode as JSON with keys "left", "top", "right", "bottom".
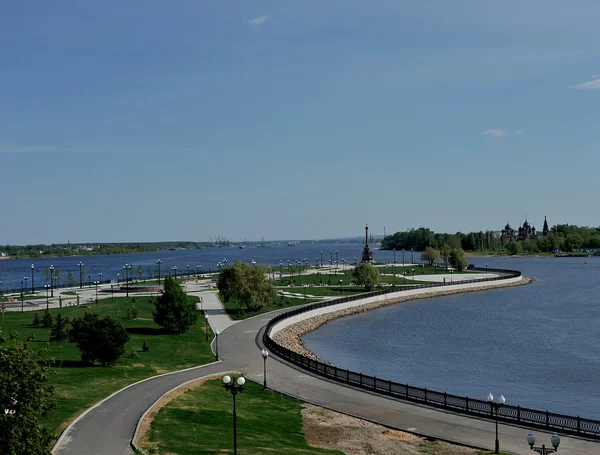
{"left": 1, "top": 295, "right": 214, "bottom": 439}
{"left": 221, "top": 295, "right": 318, "bottom": 320}
{"left": 142, "top": 378, "right": 343, "bottom": 455}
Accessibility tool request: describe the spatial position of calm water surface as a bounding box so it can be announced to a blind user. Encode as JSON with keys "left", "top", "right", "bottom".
{"left": 0, "top": 243, "right": 386, "bottom": 291}
{"left": 304, "top": 256, "right": 600, "bottom": 419}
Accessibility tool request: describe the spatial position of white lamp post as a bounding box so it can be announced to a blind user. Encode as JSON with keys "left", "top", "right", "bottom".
{"left": 527, "top": 431, "right": 560, "bottom": 454}
{"left": 261, "top": 348, "right": 269, "bottom": 389}
{"left": 223, "top": 375, "right": 246, "bottom": 455}
{"left": 487, "top": 393, "right": 506, "bottom": 454}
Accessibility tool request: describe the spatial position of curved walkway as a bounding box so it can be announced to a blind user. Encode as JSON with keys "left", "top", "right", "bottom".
{"left": 54, "top": 281, "right": 600, "bottom": 455}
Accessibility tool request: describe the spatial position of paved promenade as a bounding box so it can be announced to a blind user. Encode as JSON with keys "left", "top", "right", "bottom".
{"left": 53, "top": 281, "right": 600, "bottom": 455}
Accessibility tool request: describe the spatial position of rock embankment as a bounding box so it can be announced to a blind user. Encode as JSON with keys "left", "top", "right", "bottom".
{"left": 272, "top": 277, "right": 533, "bottom": 360}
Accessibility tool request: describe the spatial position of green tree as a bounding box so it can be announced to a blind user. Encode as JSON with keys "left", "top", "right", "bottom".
{"left": 69, "top": 313, "right": 130, "bottom": 366}
{"left": 146, "top": 265, "right": 154, "bottom": 280}
{"left": 42, "top": 267, "right": 51, "bottom": 285}
{"left": 32, "top": 313, "right": 40, "bottom": 327}
{"left": 41, "top": 310, "right": 53, "bottom": 329}
{"left": 153, "top": 275, "right": 198, "bottom": 333}
{"left": 217, "top": 261, "right": 276, "bottom": 312}
{"left": 448, "top": 249, "right": 468, "bottom": 271}
{"left": 440, "top": 243, "right": 451, "bottom": 269}
{"left": 352, "top": 263, "right": 380, "bottom": 291}
{"left": 507, "top": 241, "right": 523, "bottom": 255}
{"left": 420, "top": 247, "right": 441, "bottom": 266}
{"left": 66, "top": 271, "right": 76, "bottom": 288}
{"left": 50, "top": 313, "right": 70, "bottom": 342}
{"left": 0, "top": 343, "right": 56, "bottom": 455}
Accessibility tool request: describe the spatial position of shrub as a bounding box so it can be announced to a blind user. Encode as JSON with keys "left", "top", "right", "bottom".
{"left": 41, "top": 309, "right": 53, "bottom": 328}
{"left": 32, "top": 312, "right": 40, "bottom": 327}
{"left": 153, "top": 275, "right": 198, "bottom": 333}
{"left": 50, "top": 313, "right": 70, "bottom": 342}
{"left": 127, "top": 306, "right": 138, "bottom": 319}
{"left": 69, "top": 312, "right": 130, "bottom": 366}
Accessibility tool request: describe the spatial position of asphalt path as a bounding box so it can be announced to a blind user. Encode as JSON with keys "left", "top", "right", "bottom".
{"left": 54, "top": 285, "right": 600, "bottom": 455}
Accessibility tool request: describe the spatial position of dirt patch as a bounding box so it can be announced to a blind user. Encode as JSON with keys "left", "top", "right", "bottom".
{"left": 302, "top": 404, "right": 480, "bottom": 455}
{"left": 134, "top": 372, "right": 235, "bottom": 453}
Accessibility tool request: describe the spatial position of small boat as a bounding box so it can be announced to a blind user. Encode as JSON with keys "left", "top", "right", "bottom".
{"left": 287, "top": 242, "right": 296, "bottom": 247}
{"left": 239, "top": 245, "right": 245, "bottom": 249}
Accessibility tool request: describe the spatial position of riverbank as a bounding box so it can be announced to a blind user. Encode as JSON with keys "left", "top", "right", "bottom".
{"left": 273, "top": 277, "right": 533, "bottom": 360}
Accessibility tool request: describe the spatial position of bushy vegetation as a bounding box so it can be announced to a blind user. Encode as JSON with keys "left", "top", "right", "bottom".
{"left": 352, "top": 263, "right": 380, "bottom": 291}
{"left": 217, "top": 261, "right": 277, "bottom": 312}
{"left": 382, "top": 224, "right": 600, "bottom": 254}
{"left": 69, "top": 313, "right": 130, "bottom": 366}
{"left": 0, "top": 342, "right": 56, "bottom": 455}
{"left": 153, "top": 275, "right": 198, "bottom": 333}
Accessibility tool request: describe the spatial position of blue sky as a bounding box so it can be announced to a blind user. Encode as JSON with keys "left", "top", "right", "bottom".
{"left": 1, "top": 1, "right": 599, "bottom": 244}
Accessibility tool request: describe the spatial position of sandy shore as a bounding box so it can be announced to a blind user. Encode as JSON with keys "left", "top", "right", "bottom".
{"left": 273, "top": 277, "right": 533, "bottom": 360}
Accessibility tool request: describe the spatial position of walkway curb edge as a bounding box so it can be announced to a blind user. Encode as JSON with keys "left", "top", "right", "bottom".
{"left": 130, "top": 368, "right": 233, "bottom": 455}
{"left": 51, "top": 360, "right": 222, "bottom": 454}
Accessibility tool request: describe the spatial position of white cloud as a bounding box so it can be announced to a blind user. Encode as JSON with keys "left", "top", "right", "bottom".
{"left": 515, "top": 130, "right": 525, "bottom": 135}
{"left": 481, "top": 129, "right": 509, "bottom": 137}
{"left": 571, "top": 78, "right": 600, "bottom": 90}
{"left": 248, "top": 15, "right": 268, "bottom": 27}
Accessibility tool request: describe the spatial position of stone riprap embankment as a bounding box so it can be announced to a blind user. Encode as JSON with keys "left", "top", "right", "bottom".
{"left": 272, "top": 277, "right": 533, "bottom": 360}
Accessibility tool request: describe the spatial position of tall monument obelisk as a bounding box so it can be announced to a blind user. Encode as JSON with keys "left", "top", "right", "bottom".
{"left": 361, "top": 223, "right": 374, "bottom": 263}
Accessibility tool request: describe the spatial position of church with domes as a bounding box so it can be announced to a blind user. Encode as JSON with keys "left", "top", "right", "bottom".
{"left": 502, "top": 216, "right": 549, "bottom": 244}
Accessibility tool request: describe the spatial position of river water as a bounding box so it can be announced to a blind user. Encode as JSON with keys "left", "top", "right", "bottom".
{"left": 303, "top": 256, "right": 600, "bottom": 419}
{"left": 0, "top": 242, "right": 394, "bottom": 292}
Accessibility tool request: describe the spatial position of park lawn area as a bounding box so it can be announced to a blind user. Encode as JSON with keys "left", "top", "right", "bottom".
{"left": 275, "top": 270, "right": 431, "bottom": 288}
{"left": 221, "top": 295, "right": 318, "bottom": 320}
{"left": 141, "top": 378, "right": 343, "bottom": 455}
{"left": 0, "top": 295, "right": 214, "bottom": 439}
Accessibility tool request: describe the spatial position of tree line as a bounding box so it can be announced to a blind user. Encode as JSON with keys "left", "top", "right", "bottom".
{"left": 381, "top": 225, "right": 600, "bottom": 254}
{"left": 0, "top": 241, "right": 211, "bottom": 258}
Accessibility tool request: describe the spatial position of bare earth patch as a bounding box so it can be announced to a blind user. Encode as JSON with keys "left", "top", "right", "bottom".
{"left": 302, "top": 404, "right": 480, "bottom": 455}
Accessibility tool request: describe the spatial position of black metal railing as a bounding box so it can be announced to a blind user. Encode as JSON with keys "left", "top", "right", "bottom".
{"left": 263, "top": 268, "right": 600, "bottom": 439}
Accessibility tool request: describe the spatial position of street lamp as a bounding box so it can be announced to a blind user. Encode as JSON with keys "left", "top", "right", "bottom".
{"left": 172, "top": 266, "right": 177, "bottom": 279}
{"left": 78, "top": 262, "right": 84, "bottom": 289}
{"left": 49, "top": 265, "right": 55, "bottom": 297}
{"left": 402, "top": 248, "right": 405, "bottom": 265}
{"left": 94, "top": 281, "right": 99, "bottom": 303}
{"left": 31, "top": 264, "right": 35, "bottom": 293}
{"left": 487, "top": 393, "right": 506, "bottom": 454}
{"left": 23, "top": 276, "right": 28, "bottom": 295}
{"left": 485, "top": 263, "right": 489, "bottom": 273}
{"left": 393, "top": 248, "right": 396, "bottom": 264}
{"left": 187, "top": 264, "right": 190, "bottom": 276}
{"left": 123, "top": 264, "right": 132, "bottom": 297}
{"left": 205, "top": 314, "right": 209, "bottom": 342}
{"left": 196, "top": 265, "right": 200, "bottom": 278}
{"left": 117, "top": 273, "right": 120, "bottom": 285}
{"left": 526, "top": 432, "right": 560, "bottom": 454}
{"left": 99, "top": 272, "right": 102, "bottom": 284}
{"left": 261, "top": 348, "right": 269, "bottom": 389}
{"left": 222, "top": 375, "right": 246, "bottom": 455}
{"left": 411, "top": 268, "right": 415, "bottom": 282}
{"left": 156, "top": 259, "right": 163, "bottom": 285}
{"left": 411, "top": 248, "right": 414, "bottom": 264}
{"left": 320, "top": 250, "right": 323, "bottom": 268}
{"left": 45, "top": 284, "right": 50, "bottom": 309}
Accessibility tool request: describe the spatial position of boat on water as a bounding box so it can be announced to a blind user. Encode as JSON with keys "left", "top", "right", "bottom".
{"left": 287, "top": 241, "right": 297, "bottom": 247}
{"left": 238, "top": 245, "right": 245, "bottom": 249}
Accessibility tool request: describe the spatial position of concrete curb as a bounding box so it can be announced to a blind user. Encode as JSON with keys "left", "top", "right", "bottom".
{"left": 52, "top": 360, "right": 222, "bottom": 454}
{"left": 130, "top": 370, "right": 232, "bottom": 455}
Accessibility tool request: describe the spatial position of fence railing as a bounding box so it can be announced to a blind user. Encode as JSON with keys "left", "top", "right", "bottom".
{"left": 263, "top": 267, "right": 600, "bottom": 439}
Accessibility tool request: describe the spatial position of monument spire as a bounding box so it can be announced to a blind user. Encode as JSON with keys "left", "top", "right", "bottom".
{"left": 361, "top": 223, "right": 374, "bottom": 263}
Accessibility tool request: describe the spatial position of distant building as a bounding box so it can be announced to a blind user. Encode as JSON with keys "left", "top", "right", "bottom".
{"left": 542, "top": 216, "right": 549, "bottom": 236}
{"left": 502, "top": 217, "right": 549, "bottom": 244}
